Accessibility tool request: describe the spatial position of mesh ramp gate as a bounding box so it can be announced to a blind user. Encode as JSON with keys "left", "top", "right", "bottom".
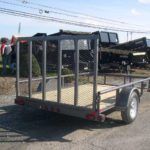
{"left": 16, "top": 35, "right": 99, "bottom": 111}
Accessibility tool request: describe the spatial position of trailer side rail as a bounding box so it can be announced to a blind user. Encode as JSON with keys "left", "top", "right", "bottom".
{"left": 97, "top": 76, "right": 150, "bottom": 114}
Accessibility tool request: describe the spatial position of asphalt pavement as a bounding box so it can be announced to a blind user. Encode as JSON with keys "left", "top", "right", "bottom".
{"left": 0, "top": 92, "right": 150, "bottom": 150}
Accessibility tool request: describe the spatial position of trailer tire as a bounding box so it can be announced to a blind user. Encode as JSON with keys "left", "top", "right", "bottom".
{"left": 121, "top": 92, "right": 139, "bottom": 124}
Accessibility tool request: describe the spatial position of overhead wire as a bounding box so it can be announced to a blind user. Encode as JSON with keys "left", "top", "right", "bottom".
{"left": 12, "top": 0, "right": 149, "bottom": 29}
{"left": 0, "top": 1, "right": 150, "bottom": 34}
{"left": 0, "top": 7, "right": 150, "bottom": 34}
{"left": 1, "top": 0, "right": 149, "bottom": 31}
{"left": 0, "top": 0, "right": 79, "bottom": 18}
{"left": 0, "top": 0, "right": 134, "bottom": 28}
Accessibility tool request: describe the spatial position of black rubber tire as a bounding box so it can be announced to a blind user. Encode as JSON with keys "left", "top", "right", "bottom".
{"left": 121, "top": 92, "right": 139, "bottom": 124}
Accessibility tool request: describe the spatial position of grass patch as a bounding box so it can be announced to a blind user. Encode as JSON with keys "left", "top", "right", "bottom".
{"left": 47, "top": 71, "right": 57, "bottom": 77}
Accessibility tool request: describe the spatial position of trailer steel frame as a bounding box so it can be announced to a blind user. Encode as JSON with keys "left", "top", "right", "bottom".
{"left": 15, "top": 34, "right": 150, "bottom": 122}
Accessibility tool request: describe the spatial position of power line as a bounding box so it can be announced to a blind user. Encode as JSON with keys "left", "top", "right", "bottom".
{"left": 0, "top": 7, "right": 150, "bottom": 34}
{"left": 12, "top": 0, "right": 149, "bottom": 29}
{"left": 0, "top": 0, "right": 129, "bottom": 28}
{"left": 1, "top": 0, "right": 123, "bottom": 27}
{"left": 0, "top": 0, "right": 78, "bottom": 18}
{"left": 1, "top": 0, "right": 149, "bottom": 32}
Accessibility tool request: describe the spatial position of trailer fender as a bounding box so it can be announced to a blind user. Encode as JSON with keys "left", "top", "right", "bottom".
{"left": 115, "top": 87, "right": 140, "bottom": 111}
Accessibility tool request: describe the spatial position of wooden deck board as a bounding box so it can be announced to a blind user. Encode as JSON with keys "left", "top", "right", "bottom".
{"left": 32, "top": 84, "right": 116, "bottom": 110}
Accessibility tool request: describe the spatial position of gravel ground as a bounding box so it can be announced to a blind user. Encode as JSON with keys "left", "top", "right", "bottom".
{"left": 0, "top": 92, "right": 150, "bottom": 150}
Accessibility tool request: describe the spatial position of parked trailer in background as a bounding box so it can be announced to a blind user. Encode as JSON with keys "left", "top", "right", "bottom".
{"left": 96, "top": 34, "right": 150, "bottom": 70}
{"left": 109, "top": 37, "right": 150, "bottom": 66}
{"left": 48, "top": 30, "right": 150, "bottom": 71}
{"left": 15, "top": 34, "right": 150, "bottom": 124}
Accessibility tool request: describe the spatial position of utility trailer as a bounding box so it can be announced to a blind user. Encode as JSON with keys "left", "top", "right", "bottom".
{"left": 15, "top": 34, "right": 150, "bottom": 124}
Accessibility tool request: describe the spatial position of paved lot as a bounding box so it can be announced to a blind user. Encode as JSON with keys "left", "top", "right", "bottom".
{"left": 0, "top": 92, "right": 150, "bottom": 150}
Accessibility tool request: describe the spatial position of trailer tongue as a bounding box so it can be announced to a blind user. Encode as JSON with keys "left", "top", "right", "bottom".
{"left": 15, "top": 34, "right": 150, "bottom": 124}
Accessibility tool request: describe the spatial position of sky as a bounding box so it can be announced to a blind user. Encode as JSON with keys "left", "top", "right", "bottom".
{"left": 0, "top": 0, "right": 150, "bottom": 42}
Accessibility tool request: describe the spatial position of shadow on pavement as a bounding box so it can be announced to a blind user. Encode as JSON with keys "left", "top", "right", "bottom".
{"left": 0, "top": 104, "right": 125, "bottom": 143}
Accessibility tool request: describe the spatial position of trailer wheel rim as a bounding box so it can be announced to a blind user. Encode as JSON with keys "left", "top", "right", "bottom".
{"left": 130, "top": 98, "right": 137, "bottom": 119}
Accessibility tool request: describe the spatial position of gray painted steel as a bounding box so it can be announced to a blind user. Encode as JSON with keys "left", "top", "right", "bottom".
{"left": 141, "top": 82, "right": 144, "bottom": 95}
{"left": 93, "top": 39, "right": 99, "bottom": 110}
{"left": 57, "top": 40, "right": 62, "bottom": 103}
{"left": 42, "top": 41, "right": 47, "bottom": 101}
{"left": 15, "top": 34, "right": 150, "bottom": 120}
{"left": 100, "top": 77, "right": 150, "bottom": 95}
{"left": 16, "top": 41, "right": 20, "bottom": 97}
{"left": 17, "top": 96, "right": 93, "bottom": 119}
{"left": 74, "top": 39, "right": 79, "bottom": 106}
{"left": 19, "top": 72, "right": 91, "bottom": 83}
{"left": 29, "top": 41, "right": 32, "bottom": 99}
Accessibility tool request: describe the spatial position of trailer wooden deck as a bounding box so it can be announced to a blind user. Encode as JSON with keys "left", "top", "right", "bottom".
{"left": 32, "top": 84, "right": 116, "bottom": 110}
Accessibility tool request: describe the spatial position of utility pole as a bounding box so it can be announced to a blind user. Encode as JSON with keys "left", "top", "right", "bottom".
{"left": 18, "top": 22, "right": 21, "bottom": 34}
{"left": 130, "top": 32, "right": 133, "bottom": 41}
{"left": 127, "top": 31, "right": 129, "bottom": 42}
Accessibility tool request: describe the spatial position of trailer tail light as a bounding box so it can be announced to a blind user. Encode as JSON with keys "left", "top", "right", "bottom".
{"left": 15, "top": 98, "right": 25, "bottom": 105}
{"left": 85, "top": 111, "right": 97, "bottom": 120}
{"left": 86, "top": 111, "right": 107, "bottom": 122}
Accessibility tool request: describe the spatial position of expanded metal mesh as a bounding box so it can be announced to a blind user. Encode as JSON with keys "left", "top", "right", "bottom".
{"left": 98, "top": 75, "right": 124, "bottom": 86}
{"left": 78, "top": 74, "right": 94, "bottom": 108}
{"left": 78, "top": 46, "right": 94, "bottom": 108}
{"left": 45, "top": 40, "right": 58, "bottom": 102}
{"left": 61, "top": 45, "right": 75, "bottom": 105}
{"left": 29, "top": 79, "right": 42, "bottom": 99}
{"left": 60, "top": 76, "right": 75, "bottom": 105}
{"left": 31, "top": 40, "right": 43, "bottom": 100}
{"left": 17, "top": 36, "right": 99, "bottom": 110}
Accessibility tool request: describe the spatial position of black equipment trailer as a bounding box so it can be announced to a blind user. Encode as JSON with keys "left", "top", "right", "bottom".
{"left": 99, "top": 37, "right": 150, "bottom": 70}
